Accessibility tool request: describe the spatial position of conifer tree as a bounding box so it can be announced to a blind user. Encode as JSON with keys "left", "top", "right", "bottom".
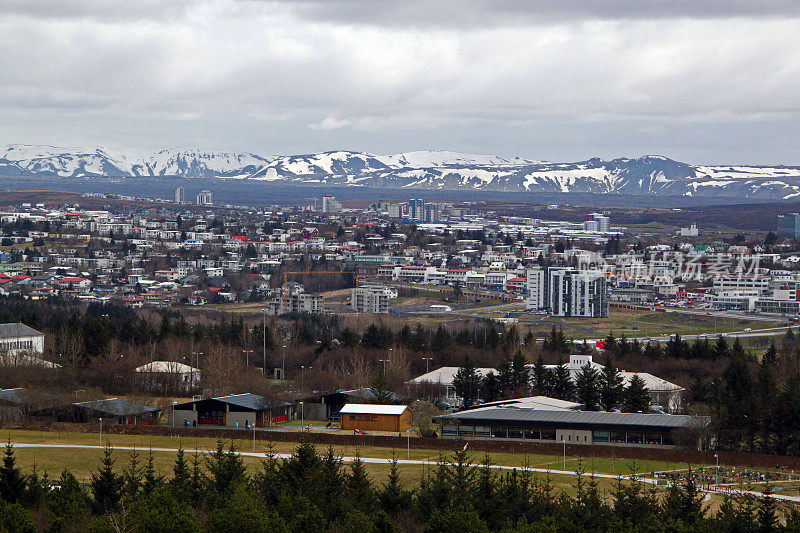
{"left": 121, "top": 448, "right": 142, "bottom": 501}
{"left": 599, "top": 356, "right": 625, "bottom": 411}
{"left": 551, "top": 356, "right": 574, "bottom": 401}
{"left": 575, "top": 363, "right": 601, "bottom": 410}
{"left": 623, "top": 375, "right": 651, "bottom": 413}
{"left": 379, "top": 454, "right": 411, "bottom": 514}
{"left": 90, "top": 444, "right": 124, "bottom": 513}
{"left": 0, "top": 441, "right": 26, "bottom": 504}
{"left": 453, "top": 356, "right": 482, "bottom": 408}
{"left": 142, "top": 449, "right": 165, "bottom": 495}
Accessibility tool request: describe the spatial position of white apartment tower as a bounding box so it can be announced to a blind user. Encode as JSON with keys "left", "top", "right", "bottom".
{"left": 587, "top": 213, "right": 610, "bottom": 232}
{"left": 196, "top": 190, "right": 213, "bottom": 206}
{"left": 526, "top": 267, "right": 608, "bottom": 318}
{"left": 351, "top": 286, "right": 392, "bottom": 313}
{"left": 322, "top": 196, "right": 343, "bottom": 213}
{"left": 174, "top": 186, "right": 186, "bottom": 204}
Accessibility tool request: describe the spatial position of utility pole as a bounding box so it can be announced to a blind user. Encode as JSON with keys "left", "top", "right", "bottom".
{"left": 191, "top": 351, "right": 203, "bottom": 388}
{"left": 262, "top": 308, "right": 267, "bottom": 375}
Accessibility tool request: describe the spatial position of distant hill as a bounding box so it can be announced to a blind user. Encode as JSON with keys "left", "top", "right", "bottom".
{"left": 2, "top": 144, "right": 798, "bottom": 199}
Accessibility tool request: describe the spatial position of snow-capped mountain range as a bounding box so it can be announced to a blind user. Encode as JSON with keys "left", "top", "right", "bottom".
{"left": 2, "top": 144, "right": 799, "bottom": 199}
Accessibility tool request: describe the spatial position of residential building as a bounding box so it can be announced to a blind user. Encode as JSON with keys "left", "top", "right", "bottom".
{"left": 321, "top": 196, "right": 343, "bottom": 213}
{"left": 587, "top": 213, "right": 610, "bottom": 232}
{"left": 409, "top": 198, "right": 424, "bottom": 222}
{"left": 351, "top": 285, "right": 392, "bottom": 313}
{"left": 196, "top": 190, "right": 213, "bottom": 206}
{"left": 778, "top": 213, "right": 800, "bottom": 239}
{"left": 526, "top": 267, "right": 608, "bottom": 317}
{"left": 408, "top": 366, "right": 498, "bottom": 408}
{"left": 174, "top": 186, "right": 186, "bottom": 204}
{"left": 0, "top": 323, "right": 45, "bottom": 355}
{"left": 267, "top": 285, "right": 323, "bottom": 315}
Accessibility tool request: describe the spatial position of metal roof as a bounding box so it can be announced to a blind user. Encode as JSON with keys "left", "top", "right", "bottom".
{"left": 74, "top": 398, "right": 160, "bottom": 417}
{"left": 437, "top": 408, "right": 699, "bottom": 431}
{"left": 0, "top": 323, "right": 43, "bottom": 339}
{"left": 0, "top": 387, "right": 54, "bottom": 405}
{"left": 174, "top": 393, "right": 290, "bottom": 411}
{"left": 339, "top": 403, "right": 409, "bottom": 415}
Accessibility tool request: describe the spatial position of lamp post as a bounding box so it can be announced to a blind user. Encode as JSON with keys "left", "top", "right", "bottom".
{"left": 299, "top": 401, "right": 304, "bottom": 430}
{"left": 243, "top": 349, "right": 253, "bottom": 367}
{"left": 172, "top": 401, "right": 177, "bottom": 427}
{"left": 192, "top": 352, "right": 203, "bottom": 387}
{"left": 715, "top": 453, "right": 719, "bottom": 487}
{"left": 422, "top": 357, "right": 433, "bottom": 373}
{"left": 262, "top": 308, "right": 268, "bottom": 375}
{"left": 405, "top": 429, "right": 412, "bottom": 460}
{"left": 252, "top": 423, "right": 257, "bottom": 453}
{"left": 563, "top": 439, "right": 566, "bottom": 470}
{"left": 99, "top": 417, "right": 102, "bottom": 446}
{"left": 379, "top": 359, "right": 390, "bottom": 374}
{"left": 282, "top": 344, "right": 287, "bottom": 379}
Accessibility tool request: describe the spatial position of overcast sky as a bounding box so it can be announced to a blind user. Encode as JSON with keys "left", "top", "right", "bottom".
{"left": 1, "top": 0, "right": 798, "bottom": 164}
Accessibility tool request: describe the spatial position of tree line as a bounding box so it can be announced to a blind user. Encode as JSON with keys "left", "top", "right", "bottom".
{"left": 0, "top": 440, "right": 795, "bottom": 532}
{"left": 452, "top": 352, "right": 652, "bottom": 413}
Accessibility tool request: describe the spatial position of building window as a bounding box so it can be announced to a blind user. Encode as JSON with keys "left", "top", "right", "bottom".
{"left": 644, "top": 433, "right": 662, "bottom": 445}
{"left": 475, "top": 426, "right": 491, "bottom": 437}
{"left": 442, "top": 426, "right": 458, "bottom": 437}
{"left": 508, "top": 428, "right": 523, "bottom": 439}
{"left": 491, "top": 427, "right": 507, "bottom": 438}
{"left": 610, "top": 431, "right": 626, "bottom": 443}
{"left": 524, "top": 428, "right": 540, "bottom": 440}
{"left": 540, "top": 429, "right": 556, "bottom": 440}
{"left": 627, "top": 432, "right": 643, "bottom": 444}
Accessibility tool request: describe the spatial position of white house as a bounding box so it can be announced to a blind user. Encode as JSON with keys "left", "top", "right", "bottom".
{"left": 134, "top": 361, "right": 201, "bottom": 390}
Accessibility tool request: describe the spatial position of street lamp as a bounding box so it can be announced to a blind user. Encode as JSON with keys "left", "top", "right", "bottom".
{"left": 379, "top": 359, "right": 390, "bottom": 374}
{"left": 262, "top": 308, "right": 268, "bottom": 375}
{"left": 405, "top": 429, "right": 412, "bottom": 460}
{"left": 299, "top": 401, "right": 304, "bottom": 430}
{"left": 243, "top": 349, "right": 253, "bottom": 367}
{"left": 172, "top": 401, "right": 178, "bottom": 427}
{"left": 282, "top": 344, "right": 287, "bottom": 379}
{"left": 715, "top": 453, "right": 719, "bottom": 487}
{"left": 190, "top": 352, "right": 203, "bottom": 388}
{"left": 422, "top": 357, "right": 433, "bottom": 373}
{"left": 301, "top": 365, "right": 311, "bottom": 392}
{"left": 99, "top": 417, "right": 103, "bottom": 446}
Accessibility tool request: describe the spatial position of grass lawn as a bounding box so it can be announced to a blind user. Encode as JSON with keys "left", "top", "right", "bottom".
{"left": 2, "top": 428, "right": 704, "bottom": 488}
{"left": 501, "top": 308, "right": 769, "bottom": 339}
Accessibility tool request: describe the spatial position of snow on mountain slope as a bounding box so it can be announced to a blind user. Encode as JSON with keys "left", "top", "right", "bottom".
{"left": 2, "top": 144, "right": 799, "bottom": 199}
{"left": 1, "top": 144, "right": 269, "bottom": 178}
{"left": 375, "top": 150, "right": 537, "bottom": 168}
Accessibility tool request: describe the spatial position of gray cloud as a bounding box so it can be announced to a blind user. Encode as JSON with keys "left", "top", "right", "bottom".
{"left": 0, "top": 0, "right": 797, "bottom": 164}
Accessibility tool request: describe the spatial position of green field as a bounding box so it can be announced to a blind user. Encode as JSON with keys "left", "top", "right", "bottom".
{"left": 3, "top": 429, "right": 701, "bottom": 492}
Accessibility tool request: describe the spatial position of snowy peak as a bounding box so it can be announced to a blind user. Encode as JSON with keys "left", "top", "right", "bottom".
{"left": 375, "top": 150, "right": 539, "bottom": 168}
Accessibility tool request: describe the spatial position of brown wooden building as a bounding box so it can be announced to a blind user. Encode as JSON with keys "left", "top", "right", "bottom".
{"left": 339, "top": 403, "right": 411, "bottom": 432}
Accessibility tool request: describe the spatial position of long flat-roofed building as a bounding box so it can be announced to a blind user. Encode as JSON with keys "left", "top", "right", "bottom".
{"left": 435, "top": 408, "right": 702, "bottom": 448}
